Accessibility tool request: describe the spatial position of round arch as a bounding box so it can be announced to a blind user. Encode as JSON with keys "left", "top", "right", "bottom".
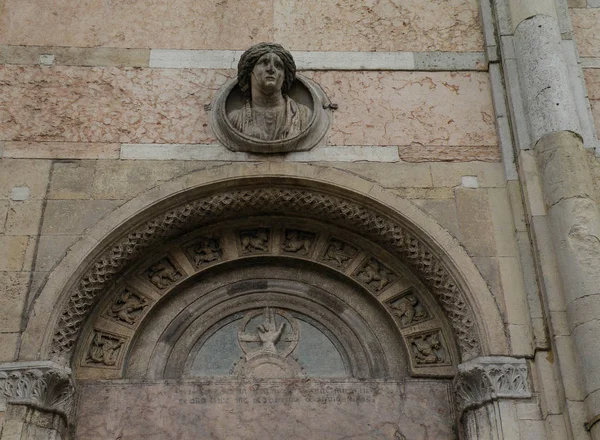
{"left": 19, "top": 162, "right": 508, "bottom": 366}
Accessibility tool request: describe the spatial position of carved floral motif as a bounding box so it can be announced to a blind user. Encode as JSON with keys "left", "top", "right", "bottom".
{"left": 0, "top": 366, "right": 74, "bottom": 419}
{"left": 51, "top": 187, "right": 481, "bottom": 363}
{"left": 355, "top": 258, "right": 397, "bottom": 293}
{"left": 454, "top": 357, "right": 531, "bottom": 414}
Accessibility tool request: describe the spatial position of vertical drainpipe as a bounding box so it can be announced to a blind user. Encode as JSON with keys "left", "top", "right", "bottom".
{"left": 509, "top": 0, "right": 600, "bottom": 437}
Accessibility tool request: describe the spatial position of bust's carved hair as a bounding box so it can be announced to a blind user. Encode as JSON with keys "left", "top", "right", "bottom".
{"left": 237, "top": 42, "right": 296, "bottom": 97}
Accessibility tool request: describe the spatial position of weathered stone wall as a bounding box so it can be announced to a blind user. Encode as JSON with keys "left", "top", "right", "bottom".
{"left": 4, "top": 0, "right": 591, "bottom": 438}
{"left": 570, "top": 3, "right": 600, "bottom": 140}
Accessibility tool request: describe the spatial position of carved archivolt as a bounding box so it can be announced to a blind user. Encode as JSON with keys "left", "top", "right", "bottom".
{"left": 51, "top": 187, "right": 482, "bottom": 365}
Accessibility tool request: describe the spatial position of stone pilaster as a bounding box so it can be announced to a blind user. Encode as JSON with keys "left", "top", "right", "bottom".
{"left": 0, "top": 362, "right": 74, "bottom": 440}
{"left": 454, "top": 357, "right": 531, "bottom": 439}
{"left": 506, "top": 0, "right": 600, "bottom": 437}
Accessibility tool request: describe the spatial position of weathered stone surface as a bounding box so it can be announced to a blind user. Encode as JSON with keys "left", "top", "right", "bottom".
{"left": 592, "top": 102, "right": 600, "bottom": 139}
{"left": 0, "top": 200, "right": 8, "bottom": 234}
{"left": 430, "top": 162, "right": 506, "bottom": 188}
{"left": 327, "top": 162, "right": 432, "bottom": 188}
{"left": 398, "top": 144, "right": 500, "bottom": 162}
{"left": 75, "top": 379, "right": 455, "bottom": 439}
{"left": 455, "top": 188, "right": 497, "bottom": 257}
{"left": 1, "top": 0, "right": 482, "bottom": 52}
{"left": 0, "top": 333, "right": 20, "bottom": 362}
{"left": 4, "top": 200, "right": 44, "bottom": 235}
{"left": 92, "top": 161, "right": 186, "bottom": 200}
{"left": 0, "top": 160, "right": 51, "bottom": 200}
{"left": 308, "top": 71, "right": 497, "bottom": 147}
{"left": 41, "top": 200, "right": 122, "bottom": 235}
{"left": 0, "top": 272, "right": 29, "bottom": 332}
{"left": 274, "top": 0, "right": 483, "bottom": 52}
{"left": 48, "top": 161, "right": 95, "bottom": 200}
{"left": 412, "top": 199, "right": 459, "bottom": 237}
{"left": 4, "top": 142, "right": 120, "bottom": 159}
{"left": 0, "top": 236, "right": 29, "bottom": 271}
{"left": 0, "top": 66, "right": 229, "bottom": 144}
{"left": 4, "top": 46, "right": 149, "bottom": 68}
{"left": 571, "top": 9, "right": 600, "bottom": 57}
{"left": 1, "top": 67, "right": 497, "bottom": 149}
{"left": 0, "top": 0, "right": 274, "bottom": 50}
{"left": 584, "top": 70, "right": 600, "bottom": 103}
{"left": 472, "top": 256, "right": 505, "bottom": 315}
{"left": 34, "top": 235, "right": 80, "bottom": 273}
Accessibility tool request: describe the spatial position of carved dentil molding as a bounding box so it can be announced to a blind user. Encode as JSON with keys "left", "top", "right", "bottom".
{"left": 454, "top": 356, "right": 531, "bottom": 414}
{"left": 0, "top": 362, "right": 74, "bottom": 420}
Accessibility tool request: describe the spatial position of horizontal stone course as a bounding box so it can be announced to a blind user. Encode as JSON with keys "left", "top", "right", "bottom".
{"left": 1, "top": 0, "right": 482, "bottom": 52}
{"left": 3, "top": 46, "right": 149, "bottom": 67}
{"left": 149, "top": 49, "right": 486, "bottom": 71}
{"left": 0, "top": 66, "right": 497, "bottom": 149}
{"left": 3, "top": 142, "right": 120, "bottom": 159}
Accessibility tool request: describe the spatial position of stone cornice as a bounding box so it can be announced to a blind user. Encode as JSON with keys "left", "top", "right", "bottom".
{"left": 454, "top": 356, "right": 531, "bottom": 414}
{"left": 0, "top": 362, "right": 74, "bottom": 420}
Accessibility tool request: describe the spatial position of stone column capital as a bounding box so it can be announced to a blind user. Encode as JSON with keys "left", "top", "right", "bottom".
{"left": 0, "top": 361, "right": 75, "bottom": 421}
{"left": 454, "top": 356, "right": 531, "bottom": 414}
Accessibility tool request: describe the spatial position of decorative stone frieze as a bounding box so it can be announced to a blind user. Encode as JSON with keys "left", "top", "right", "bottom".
{"left": 50, "top": 187, "right": 482, "bottom": 364}
{"left": 0, "top": 362, "right": 74, "bottom": 421}
{"left": 74, "top": 220, "right": 461, "bottom": 379}
{"left": 454, "top": 356, "right": 531, "bottom": 414}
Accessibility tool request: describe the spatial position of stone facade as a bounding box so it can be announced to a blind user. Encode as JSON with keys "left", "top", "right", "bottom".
{"left": 0, "top": 0, "right": 599, "bottom": 439}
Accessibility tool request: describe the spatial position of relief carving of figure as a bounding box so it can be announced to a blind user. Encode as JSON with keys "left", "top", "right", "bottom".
{"left": 357, "top": 258, "right": 395, "bottom": 291}
{"left": 147, "top": 259, "right": 181, "bottom": 289}
{"left": 107, "top": 289, "right": 149, "bottom": 326}
{"left": 411, "top": 333, "right": 446, "bottom": 365}
{"left": 240, "top": 229, "right": 269, "bottom": 253}
{"left": 390, "top": 294, "right": 428, "bottom": 327}
{"left": 282, "top": 229, "right": 314, "bottom": 255}
{"left": 228, "top": 43, "right": 311, "bottom": 141}
{"left": 323, "top": 239, "right": 357, "bottom": 268}
{"left": 191, "top": 237, "right": 222, "bottom": 266}
{"left": 87, "top": 332, "right": 123, "bottom": 366}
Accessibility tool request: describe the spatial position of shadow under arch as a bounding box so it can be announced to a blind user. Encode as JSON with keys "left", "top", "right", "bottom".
{"left": 19, "top": 162, "right": 508, "bottom": 367}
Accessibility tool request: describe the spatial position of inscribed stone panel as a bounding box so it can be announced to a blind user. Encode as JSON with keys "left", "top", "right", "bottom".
{"left": 76, "top": 380, "right": 454, "bottom": 439}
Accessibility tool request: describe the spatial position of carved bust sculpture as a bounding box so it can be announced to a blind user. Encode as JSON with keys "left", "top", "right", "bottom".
{"left": 228, "top": 43, "right": 311, "bottom": 141}
{"left": 209, "top": 42, "right": 332, "bottom": 153}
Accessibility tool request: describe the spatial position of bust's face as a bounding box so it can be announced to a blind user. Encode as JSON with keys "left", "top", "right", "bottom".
{"left": 250, "top": 52, "right": 285, "bottom": 95}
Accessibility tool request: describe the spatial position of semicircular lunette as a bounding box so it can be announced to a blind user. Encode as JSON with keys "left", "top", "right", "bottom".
{"left": 73, "top": 217, "right": 460, "bottom": 381}
{"left": 51, "top": 186, "right": 483, "bottom": 366}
